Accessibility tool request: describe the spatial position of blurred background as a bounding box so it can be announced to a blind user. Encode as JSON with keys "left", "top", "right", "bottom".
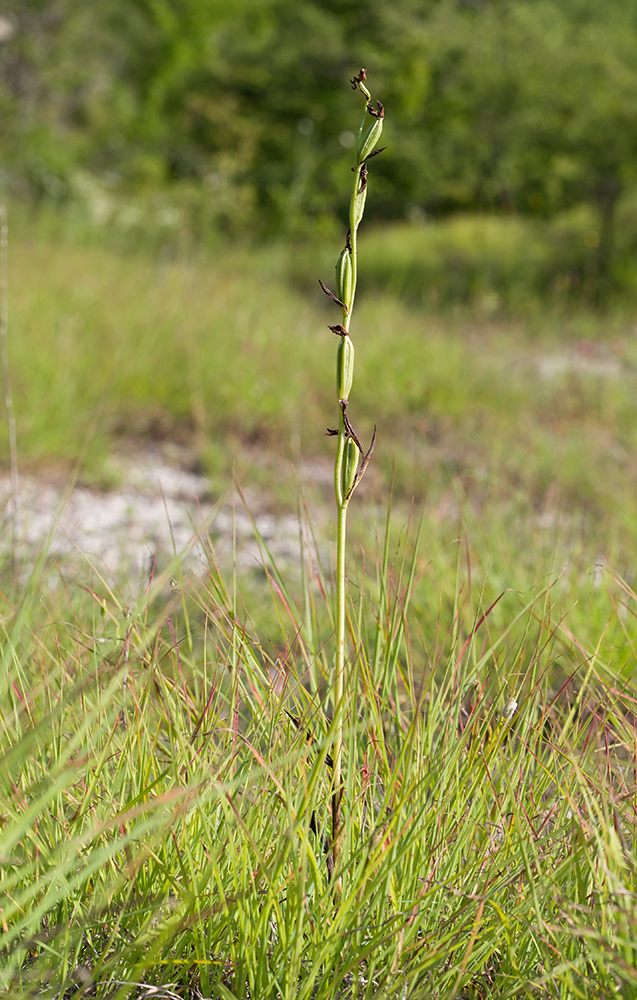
{"left": 2, "top": 0, "right": 637, "bottom": 591}
{"left": 4, "top": 0, "right": 637, "bottom": 297}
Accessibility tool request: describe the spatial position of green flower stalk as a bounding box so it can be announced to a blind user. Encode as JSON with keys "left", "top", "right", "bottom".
{"left": 320, "top": 69, "right": 384, "bottom": 888}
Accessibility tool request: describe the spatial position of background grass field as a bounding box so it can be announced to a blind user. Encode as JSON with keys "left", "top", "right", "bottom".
{"left": 8, "top": 209, "right": 637, "bottom": 581}
{"left": 1, "top": 206, "right": 637, "bottom": 997}
{"left": 4, "top": 2, "right": 637, "bottom": 990}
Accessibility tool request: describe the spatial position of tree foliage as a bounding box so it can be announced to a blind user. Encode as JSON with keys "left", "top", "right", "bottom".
{"left": 2, "top": 0, "right": 637, "bottom": 268}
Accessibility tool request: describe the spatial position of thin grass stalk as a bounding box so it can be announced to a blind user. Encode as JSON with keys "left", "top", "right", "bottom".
{"left": 0, "top": 206, "right": 18, "bottom": 581}
{"left": 321, "top": 70, "right": 384, "bottom": 889}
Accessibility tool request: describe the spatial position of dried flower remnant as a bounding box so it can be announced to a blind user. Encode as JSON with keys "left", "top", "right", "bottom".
{"left": 349, "top": 68, "right": 367, "bottom": 89}
{"left": 328, "top": 324, "right": 348, "bottom": 337}
{"left": 318, "top": 279, "right": 348, "bottom": 314}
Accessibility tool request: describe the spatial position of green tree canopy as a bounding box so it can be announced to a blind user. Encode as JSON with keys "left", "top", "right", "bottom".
{"left": 2, "top": 0, "right": 637, "bottom": 270}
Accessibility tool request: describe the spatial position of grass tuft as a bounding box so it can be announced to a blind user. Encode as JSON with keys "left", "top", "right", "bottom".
{"left": 0, "top": 502, "right": 636, "bottom": 997}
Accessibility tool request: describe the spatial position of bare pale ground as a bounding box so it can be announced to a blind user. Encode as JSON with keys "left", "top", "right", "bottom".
{"left": 0, "top": 443, "right": 305, "bottom": 583}
{"left": 0, "top": 343, "right": 627, "bottom": 589}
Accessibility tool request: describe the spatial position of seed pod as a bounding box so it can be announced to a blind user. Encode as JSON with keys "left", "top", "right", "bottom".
{"left": 336, "top": 334, "right": 354, "bottom": 400}
{"left": 351, "top": 185, "right": 367, "bottom": 231}
{"left": 335, "top": 247, "right": 354, "bottom": 309}
{"left": 341, "top": 437, "right": 359, "bottom": 499}
{"left": 356, "top": 117, "right": 384, "bottom": 164}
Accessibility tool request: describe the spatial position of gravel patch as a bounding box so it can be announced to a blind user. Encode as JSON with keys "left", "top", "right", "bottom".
{"left": 0, "top": 446, "right": 304, "bottom": 583}
{"left": 536, "top": 349, "right": 623, "bottom": 381}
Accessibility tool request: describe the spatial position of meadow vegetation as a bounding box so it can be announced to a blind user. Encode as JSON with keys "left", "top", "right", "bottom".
{"left": 1, "top": 196, "right": 637, "bottom": 996}
{"left": 2, "top": 501, "right": 637, "bottom": 999}
{"left": 2, "top": 6, "right": 637, "bottom": 993}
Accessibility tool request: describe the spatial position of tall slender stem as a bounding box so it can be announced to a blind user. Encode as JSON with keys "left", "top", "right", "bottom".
{"left": 325, "top": 70, "right": 384, "bottom": 896}
{"left": 331, "top": 499, "right": 347, "bottom": 882}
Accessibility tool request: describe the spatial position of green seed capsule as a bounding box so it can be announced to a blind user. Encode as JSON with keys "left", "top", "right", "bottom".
{"left": 357, "top": 117, "right": 384, "bottom": 164}
{"left": 352, "top": 186, "right": 367, "bottom": 230}
{"left": 336, "top": 335, "right": 354, "bottom": 400}
{"left": 335, "top": 247, "right": 354, "bottom": 310}
{"left": 341, "top": 437, "right": 359, "bottom": 499}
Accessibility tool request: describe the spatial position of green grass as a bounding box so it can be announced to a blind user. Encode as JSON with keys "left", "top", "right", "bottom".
{"left": 8, "top": 212, "right": 637, "bottom": 498}
{"left": 7, "top": 209, "right": 637, "bottom": 595}
{"left": 1, "top": 501, "right": 637, "bottom": 998}
{"left": 2, "top": 208, "right": 637, "bottom": 996}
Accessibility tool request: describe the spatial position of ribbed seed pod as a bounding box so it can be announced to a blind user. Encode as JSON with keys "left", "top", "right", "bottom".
{"left": 335, "top": 247, "right": 354, "bottom": 310}
{"left": 341, "top": 437, "right": 359, "bottom": 499}
{"left": 356, "top": 117, "right": 384, "bottom": 164}
{"left": 351, "top": 185, "right": 367, "bottom": 231}
{"left": 336, "top": 335, "right": 354, "bottom": 400}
